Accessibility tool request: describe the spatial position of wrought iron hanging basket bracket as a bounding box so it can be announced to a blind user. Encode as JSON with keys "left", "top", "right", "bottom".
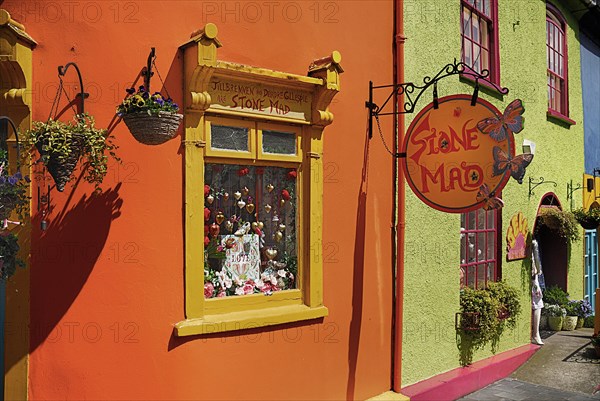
{"left": 0, "top": 116, "right": 22, "bottom": 166}
{"left": 365, "top": 59, "right": 509, "bottom": 152}
{"left": 57, "top": 62, "right": 89, "bottom": 116}
{"left": 142, "top": 47, "right": 156, "bottom": 94}
{"left": 529, "top": 177, "right": 558, "bottom": 200}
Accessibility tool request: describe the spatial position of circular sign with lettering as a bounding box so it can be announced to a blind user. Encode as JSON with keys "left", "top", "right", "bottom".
{"left": 402, "top": 95, "right": 515, "bottom": 213}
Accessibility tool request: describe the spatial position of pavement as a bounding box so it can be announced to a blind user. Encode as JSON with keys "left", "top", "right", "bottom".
{"left": 457, "top": 328, "right": 600, "bottom": 401}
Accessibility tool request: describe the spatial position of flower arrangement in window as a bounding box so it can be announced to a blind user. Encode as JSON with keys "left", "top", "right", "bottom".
{"left": 117, "top": 85, "right": 182, "bottom": 145}
{"left": 203, "top": 164, "right": 298, "bottom": 298}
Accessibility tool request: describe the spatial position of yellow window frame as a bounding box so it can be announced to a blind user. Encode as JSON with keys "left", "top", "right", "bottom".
{"left": 205, "top": 117, "right": 256, "bottom": 159}
{"left": 176, "top": 114, "right": 327, "bottom": 336}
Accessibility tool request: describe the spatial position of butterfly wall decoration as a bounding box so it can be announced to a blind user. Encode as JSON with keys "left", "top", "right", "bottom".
{"left": 477, "top": 99, "right": 524, "bottom": 142}
{"left": 476, "top": 183, "right": 505, "bottom": 211}
{"left": 492, "top": 146, "right": 534, "bottom": 185}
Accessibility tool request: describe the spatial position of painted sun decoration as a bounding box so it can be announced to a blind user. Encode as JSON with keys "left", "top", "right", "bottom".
{"left": 506, "top": 211, "right": 529, "bottom": 261}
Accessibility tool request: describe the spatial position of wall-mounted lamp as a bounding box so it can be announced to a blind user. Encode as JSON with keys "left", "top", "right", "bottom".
{"left": 522, "top": 139, "right": 536, "bottom": 155}
{"left": 587, "top": 178, "right": 594, "bottom": 192}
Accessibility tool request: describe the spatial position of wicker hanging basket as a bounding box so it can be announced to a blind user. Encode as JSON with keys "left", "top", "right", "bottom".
{"left": 122, "top": 111, "right": 183, "bottom": 145}
{"left": 36, "top": 132, "right": 85, "bottom": 192}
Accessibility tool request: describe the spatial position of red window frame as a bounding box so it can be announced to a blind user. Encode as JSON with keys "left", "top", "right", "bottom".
{"left": 546, "top": 4, "right": 569, "bottom": 118}
{"left": 460, "top": 208, "right": 500, "bottom": 289}
{"left": 460, "top": 0, "right": 500, "bottom": 85}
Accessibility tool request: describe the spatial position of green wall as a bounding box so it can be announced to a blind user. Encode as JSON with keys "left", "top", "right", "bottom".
{"left": 401, "top": 0, "right": 584, "bottom": 387}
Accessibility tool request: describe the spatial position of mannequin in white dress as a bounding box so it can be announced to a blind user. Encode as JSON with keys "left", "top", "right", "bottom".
{"left": 531, "top": 239, "right": 544, "bottom": 345}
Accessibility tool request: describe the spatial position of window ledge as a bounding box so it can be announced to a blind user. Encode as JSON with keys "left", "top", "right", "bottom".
{"left": 174, "top": 304, "right": 328, "bottom": 336}
{"left": 547, "top": 110, "right": 576, "bottom": 126}
{"left": 459, "top": 73, "right": 505, "bottom": 97}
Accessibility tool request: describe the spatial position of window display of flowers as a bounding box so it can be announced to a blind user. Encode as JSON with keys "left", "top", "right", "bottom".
{"left": 0, "top": 149, "right": 29, "bottom": 223}
{"left": 202, "top": 164, "right": 298, "bottom": 299}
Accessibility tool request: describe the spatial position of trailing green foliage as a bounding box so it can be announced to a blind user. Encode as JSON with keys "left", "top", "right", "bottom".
{"left": 534, "top": 208, "right": 580, "bottom": 242}
{"left": 457, "top": 281, "right": 522, "bottom": 366}
{"left": 0, "top": 233, "right": 24, "bottom": 281}
{"left": 572, "top": 207, "right": 600, "bottom": 229}
{"left": 26, "top": 114, "right": 119, "bottom": 191}
{"left": 542, "top": 285, "right": 569, "bottom": 307}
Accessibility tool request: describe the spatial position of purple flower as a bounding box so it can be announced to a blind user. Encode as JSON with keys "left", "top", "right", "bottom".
{"left": 126, "top": 87, "right": 135, "bottom": 95}
{"left": 14, "top": 171, "right": 21, "bottom": 179}
{"left": 138, "top": 85, "right": 146, "bottom": 92}
{"left": 24, "top": 176, "right": 31, "bottom": 183}
{"left": 156, "top": 98, "right": 164, "bottom": 106}
{"left": 0, "top": 177, "right": 5, "bottom": 184}
{"left": 8, "top": 177, "right": 16, "bottom": 185}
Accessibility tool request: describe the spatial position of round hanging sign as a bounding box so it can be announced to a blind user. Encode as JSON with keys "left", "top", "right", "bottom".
{"left": 401, "top": 94, "right": 519, "bottom": 213}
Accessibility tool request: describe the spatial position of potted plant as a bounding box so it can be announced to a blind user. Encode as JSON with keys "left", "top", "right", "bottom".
{"left": 563, "top": 301, "right": 579, "bottom": 331}
{"left": 546, "top": 304, "right": 566, "bottom": 331}
{"left": 540, "top": 308, "right": 549, "bottom": 330}
{"left": 572, "top": 299, "right": 593, "bottom": 329}
{"left": 535, "top": 208, "right": 580, "bottom": 243}
{"left": 487, "top": 281, "right": 521, "bottom": 328}
{"left": 117, "top": 86, "right": 182, "bottom": 145}
{"left": 0, "top": 232, "right": 24, "bottom": 281}
{"left": 572, "top": 207, "right": 600, "bottom": 230}
{"left": 543, "top": 285, "right": 569, "bottom": 307}
{"left": 0, "top": 149, "right": 29, "bottom": 222}
{"left": 26, "top": 114, "right": 119, "bottom": 192}
{"left": 591, "top": 334, "right": 600, "bottom": 358}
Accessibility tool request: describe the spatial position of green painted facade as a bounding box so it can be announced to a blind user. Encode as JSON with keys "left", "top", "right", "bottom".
{"left": 401, "top": 0, "right": 585, "bottom": 387}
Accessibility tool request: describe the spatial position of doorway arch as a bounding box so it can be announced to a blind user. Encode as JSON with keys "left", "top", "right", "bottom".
{"left": 533, "top": 193, "right": 568, "bottom": 291}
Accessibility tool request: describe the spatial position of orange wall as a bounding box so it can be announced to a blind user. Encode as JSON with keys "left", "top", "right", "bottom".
{"left": 3, "top": 1, "right": 394, "bottom": 399}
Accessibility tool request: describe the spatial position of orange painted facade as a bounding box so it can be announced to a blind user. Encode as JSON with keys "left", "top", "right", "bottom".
{"left": 2, "top": 1, "right": 396, "bottom": 400}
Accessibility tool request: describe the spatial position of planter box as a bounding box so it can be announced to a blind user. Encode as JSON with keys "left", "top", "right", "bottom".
{"left": 539, "top": 314, "right": 548, "bottom": 330}
{"left": 576, "top": 317, "right": 584, "bottom": 329}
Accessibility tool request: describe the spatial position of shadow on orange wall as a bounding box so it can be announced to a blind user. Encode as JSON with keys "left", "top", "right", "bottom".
{"left": 24, "top": 183, "right": 123, "bottom": 359}
{"left": 346, "top": 113, "right": 372, "bottom": 400}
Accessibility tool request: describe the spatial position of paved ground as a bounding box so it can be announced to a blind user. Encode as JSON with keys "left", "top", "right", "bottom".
{"left": 458, "top": 328, "right": 600, "bottom": 401}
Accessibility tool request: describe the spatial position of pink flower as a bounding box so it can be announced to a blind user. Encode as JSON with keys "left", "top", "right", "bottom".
{"left": 204, "top": 207, "right": 211, "bottom": 221}
{"left": 204, "top": 282, "right": 215, "bottom": 298}
{"left": 243, "top": 280, "right": 255, "bottom": 294}
{"left": 204, "top": 236, "right": 210, "bottom": 246}
{"left": 260, "top": 282, "right": 273, "bottom": 293}
{"left": 217, "top": 290, "right": 226, "bottom": 298}
{"left": 204, "top": 185, "right": 210, "bottom": 197}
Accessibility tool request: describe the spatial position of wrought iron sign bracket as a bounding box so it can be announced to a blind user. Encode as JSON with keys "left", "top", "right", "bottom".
{"left": 528, "top": 177, "right": 557, "bottom": 199}
{"left": 365, "top": 59, "right": 509, "bottom": 144}
{"left": 58, "top": 62, "right": 89, "bottom": 116}
{"left": 567, "top": 179, "right": 583, "bottom": 210}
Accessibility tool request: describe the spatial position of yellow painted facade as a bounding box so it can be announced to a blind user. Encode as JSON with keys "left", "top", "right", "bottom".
{"left": 0, "top": 9, "right": 35, "bottom": 401}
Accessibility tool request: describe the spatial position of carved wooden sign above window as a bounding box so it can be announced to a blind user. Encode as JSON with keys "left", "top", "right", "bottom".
{"left": 209, "top": 79, "right": 313, "bottom": 121}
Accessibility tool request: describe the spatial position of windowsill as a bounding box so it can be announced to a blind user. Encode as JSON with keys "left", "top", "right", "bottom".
{"left": 174, "top": 304, "right": 328, "bottom": 336}
{"left": 547, "top": 110, "right": 576, "bottom": 126}
{"left": 459, "top": 73, "right": 505, "bottom": 97}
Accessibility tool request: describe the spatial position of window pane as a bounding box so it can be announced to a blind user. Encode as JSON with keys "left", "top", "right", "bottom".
{"left": 486, "top": 210, "right": 495, "bottom": 229}
{"left": 472, "top": 16, "right": 480, "bottom": 43}
{"left": 477, "top": 209, "right": 486, "bottom": 229}
{"left": 468, "top": 232, "right": 476, "bottom": 262}
{"left": 262, "top": 130, "right": 296, "bottom": 155}
{"left": 487, "top": 262, "right": 496, "bottom": 282}
{"left": 477, "top": 232, "right": 485, "bottom": 261}
{"left": 467, "top": 265, "right": 476, "bottom": 288}
{"left": 211, "top": 125, "right": 249, "bottom": 152}
{"left": 477, "top": 264, "right": 486, "bottom": 289}
{"left": 204, "top": 163, "right": 298, "bottom": 298}
{"left": 487, "top": 231, "right": 495, "bottom": 260}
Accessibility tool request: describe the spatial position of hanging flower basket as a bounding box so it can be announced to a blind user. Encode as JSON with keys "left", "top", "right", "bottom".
{"left": 497, "top": 305, "right": 510, "bottom": 320}
{"left": 122, "top": 111, "right": 183, "bottom": 145}
{"left": 35, "top": 132, "right": 85, "bottom": 192}
{"left": 27, "top": 115, "right": 119, "bottom": 192}
{"left": 572, "top": 208, "right": 600, "bottom": 230}
{"left": 455, "top": 311, "right": 480, "bottom": 331}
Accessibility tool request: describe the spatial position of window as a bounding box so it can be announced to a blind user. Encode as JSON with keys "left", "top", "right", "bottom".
{"left": 460, "top": 208, "right": 500, "bottom": 289}
{"left": 203, "top": 119, "right": 302, "bottom": 299}
{"left": 461, "top": 0, "right": 499, "bottom": 84}
{"left": 546, "top": 4, "right": 569, "bottom": 117}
